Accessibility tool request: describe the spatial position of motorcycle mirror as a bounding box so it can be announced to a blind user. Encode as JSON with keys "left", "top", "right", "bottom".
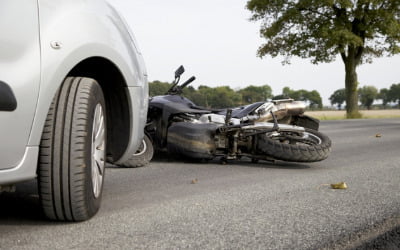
{"left": 175, "top": 65, "right": 185, "bottom": 79}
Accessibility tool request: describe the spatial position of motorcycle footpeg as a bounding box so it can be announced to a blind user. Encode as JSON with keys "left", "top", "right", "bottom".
{"left": 270, "top": 111, "right": 280, "bottom": 131}
{"left": 225, "top": 109, "right": 233, "bottom": 125}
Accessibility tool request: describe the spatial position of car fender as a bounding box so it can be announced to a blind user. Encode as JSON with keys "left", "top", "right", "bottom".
{"left": 30, "top": 0, "right": 148, "bottom": 161}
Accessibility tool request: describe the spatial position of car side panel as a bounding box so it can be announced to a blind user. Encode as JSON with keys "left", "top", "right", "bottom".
{"left": 0, "top": 1, "right": 41, "bottom": 170}
{"left": 30, "top": 0, "right": 148, "bottom": 161}
{"left": 0, "top": 0, "right": 148, "bottom": 184}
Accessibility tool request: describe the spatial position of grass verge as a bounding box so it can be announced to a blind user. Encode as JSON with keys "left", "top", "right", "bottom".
{"left": 305, "top": 110, "right": 400, "bottom": 120}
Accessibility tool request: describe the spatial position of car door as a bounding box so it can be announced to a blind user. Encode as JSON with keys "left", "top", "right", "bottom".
{"left": 0, "top": 1, "right": 40, "bottom": 170}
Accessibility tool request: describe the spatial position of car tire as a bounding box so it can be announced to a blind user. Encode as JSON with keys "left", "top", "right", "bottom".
{"left": 118, "top": 134, "right": 154, "bottom": 168}
{"left": 38, "top": 77, "right": 106, "bottom": 221}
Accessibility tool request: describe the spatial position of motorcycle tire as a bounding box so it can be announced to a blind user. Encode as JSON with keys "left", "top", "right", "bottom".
{"left": 118, "top": 134, "right": 154, "bottom": 168}
{"left": 257, "top": 128, "right": 331, "bottom": 162}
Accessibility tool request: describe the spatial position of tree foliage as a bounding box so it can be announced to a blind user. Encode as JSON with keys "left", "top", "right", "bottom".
{"left": 378, "top": 88, "right": 391, "bottom": 108}
{"left": 238, "top": 85, "right": 273, "bottom": 104}
{"left": 246, "top": 0, "right": 400, "bottom": 118}
{"left": 149, "top": 81, "right": 323, "bottom": 109}
{"left": 195, "top": 86, "right": 242, "bottom": 109}
{"left": 358, "top": 85, "right": 378, "bottom": 109}
{"left": 274, "top": 87, "right": 323, "bottom": 109}
{"left": 307, "top": 90, "right": 324, "bottom": 109}
{"left": 377, "top": 84, "right": 400, "bottom": 108}
{"left": 329, "top": 88, "right": 346, "bottom": 109}
{"left": 149, "top": 81, "right": 243, "bottom": 108}
{"left": 148, "top": 80, "right": 172, "bottom": 96}
{"left": 388, "top": 83, "right": 400, "bottom": 107}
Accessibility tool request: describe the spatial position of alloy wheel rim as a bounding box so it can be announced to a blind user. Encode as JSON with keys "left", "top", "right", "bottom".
{"left": 302, "top": 132, "right": 322, "bottom": 145}
{"left": 91, "top": 103, "right": 105, "bottom": 198}
{"left": 133, "top": 138, "right": 147, "bottom": 156}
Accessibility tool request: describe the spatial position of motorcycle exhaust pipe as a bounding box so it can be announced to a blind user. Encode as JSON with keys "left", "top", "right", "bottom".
{"left": 278, "top": 101, "right": 306, "bottom": 115}
{"left": 250, "top": 101, "right": 306, "bottom": 122}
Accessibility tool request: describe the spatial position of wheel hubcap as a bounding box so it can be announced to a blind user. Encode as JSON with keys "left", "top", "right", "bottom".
{"left": 91, "top": 104, "right": 105, "bottom": 198}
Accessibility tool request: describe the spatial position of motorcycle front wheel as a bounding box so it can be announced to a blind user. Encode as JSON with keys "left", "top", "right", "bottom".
{"left": 256, "top": 128, "right": 331, "bottom": 162}
{"left": 118, "top": 134, "right": 154, "bottom": 168}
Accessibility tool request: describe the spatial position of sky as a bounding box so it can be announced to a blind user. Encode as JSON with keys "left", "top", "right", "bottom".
{"left": 107, "top": 0, "right": 400, "bottom": 106}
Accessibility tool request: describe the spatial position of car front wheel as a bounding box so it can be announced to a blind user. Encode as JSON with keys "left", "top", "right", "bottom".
{"left": 38, "top": 77, "right": 106, "bottom": 221}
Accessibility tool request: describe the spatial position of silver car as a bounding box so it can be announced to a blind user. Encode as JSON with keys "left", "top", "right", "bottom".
{"left": 0, "top": 0, "right": 148, "bottom": 221}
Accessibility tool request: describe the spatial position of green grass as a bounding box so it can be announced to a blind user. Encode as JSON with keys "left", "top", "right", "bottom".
{"left": 305, "top": 110, "right": 400, "bottom": 120}
{"left": 313, "top": 114, "right": 347, "bottom": 120}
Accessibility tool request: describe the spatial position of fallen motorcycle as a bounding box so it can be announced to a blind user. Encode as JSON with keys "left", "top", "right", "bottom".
{"left": 126, "top": 66, "right": 331, "bottom": 166}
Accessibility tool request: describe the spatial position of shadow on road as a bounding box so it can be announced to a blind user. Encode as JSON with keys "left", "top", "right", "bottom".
{"left": 1, "top": 158, "right": 311, "bottom": 225}
{"left": 144, "top": 154, "right": 312, "bottom": 170}
{"left": 222, "top": 159, "right": 311, "bottom": 170}
{"left": 0, "top": 180, "right": 49, "bottom": 225}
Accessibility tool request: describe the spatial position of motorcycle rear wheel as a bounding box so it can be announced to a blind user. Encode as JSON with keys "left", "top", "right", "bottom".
{"left": 257, "top": 128, "right": 331, "bottom": 162}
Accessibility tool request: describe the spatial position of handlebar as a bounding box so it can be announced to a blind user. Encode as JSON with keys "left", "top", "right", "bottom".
{"left": 166, "top": 66, "right": 196, "bottom": 95}
{"left": 180, "top": 76, "right": 196, "bottom": 89}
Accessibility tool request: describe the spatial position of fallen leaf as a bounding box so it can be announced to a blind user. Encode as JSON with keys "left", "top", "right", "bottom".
{"left": 331, "top": 182, "right": 348, "bottom": 189}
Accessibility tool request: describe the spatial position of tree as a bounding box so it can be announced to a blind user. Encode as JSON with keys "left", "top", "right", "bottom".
{"left": 149, "top": 80, "right": 171, "bottom": 96}
{"left": 238, "top": 84, "right": 273, "bottom": 104}
{"left": 388, "top": 83, "right": 400, "bottom": 107}
{"left": 208, "top": 86, "right": 242, "bottom": 108}
{"left": 192, "top": 85, "right": 212, "bottom": 107}
{"left": 358, "top": 85, "right": 378, "bottom": 110}
{"left": 280, "top": 86, "right": 293, "bottom": 99}
{"left": 191, "top": 85, "right": 242, "bottom": 108}
{"left": 280, "top": 87, "right": 307, "bottom": 101}
{"left": 306, "top": 90, "right": 323, "bottom": 109}
{"left": 329, "top": 88, "right": 346, "bottom": 110}
{"left": 246, "top": 1, "right": 400, "bottom": 118}
{"left": 378, "top": 88, "right": 390, "bottom": 108}
{"left": 274, "top": 87, "right": 322, "bottom": 109}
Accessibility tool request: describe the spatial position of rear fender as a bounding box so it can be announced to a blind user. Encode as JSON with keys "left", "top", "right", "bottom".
{"left": 291, "top": 115, "right": 320, "bottom": 131}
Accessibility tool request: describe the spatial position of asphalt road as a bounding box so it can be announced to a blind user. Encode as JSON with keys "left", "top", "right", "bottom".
{"left": 1, "top": 119, "right": 399, "bottom": 249}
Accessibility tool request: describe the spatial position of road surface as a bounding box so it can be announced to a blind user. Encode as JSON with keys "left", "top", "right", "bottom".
{"left": 1, "top": 119, "right": 399, "bottom": 249}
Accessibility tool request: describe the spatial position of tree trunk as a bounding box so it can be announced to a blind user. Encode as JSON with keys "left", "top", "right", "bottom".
{"left": 343, "top": 54, "right": 361, "bottom": 118}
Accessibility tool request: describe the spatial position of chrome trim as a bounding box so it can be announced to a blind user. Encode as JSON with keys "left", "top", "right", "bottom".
{"left": 242, "top": 122, "right": 305, "bottom": 133}
{"left": 91, "top": 104, "right": 105, "bottom": 198}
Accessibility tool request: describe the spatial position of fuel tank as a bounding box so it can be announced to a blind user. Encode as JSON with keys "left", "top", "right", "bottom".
{"left": 167, "top": 122, "right": 219, "bottom": 159}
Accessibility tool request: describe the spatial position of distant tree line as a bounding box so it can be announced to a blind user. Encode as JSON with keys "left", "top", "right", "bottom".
{"left": 149, "top": 81, "right": 322, "bottom": 109}
{"left": 150, "top": 80, "right": 400, "bottom": 110}
{"left": 330, "top": 83, "right": 400, "bottom": 110}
